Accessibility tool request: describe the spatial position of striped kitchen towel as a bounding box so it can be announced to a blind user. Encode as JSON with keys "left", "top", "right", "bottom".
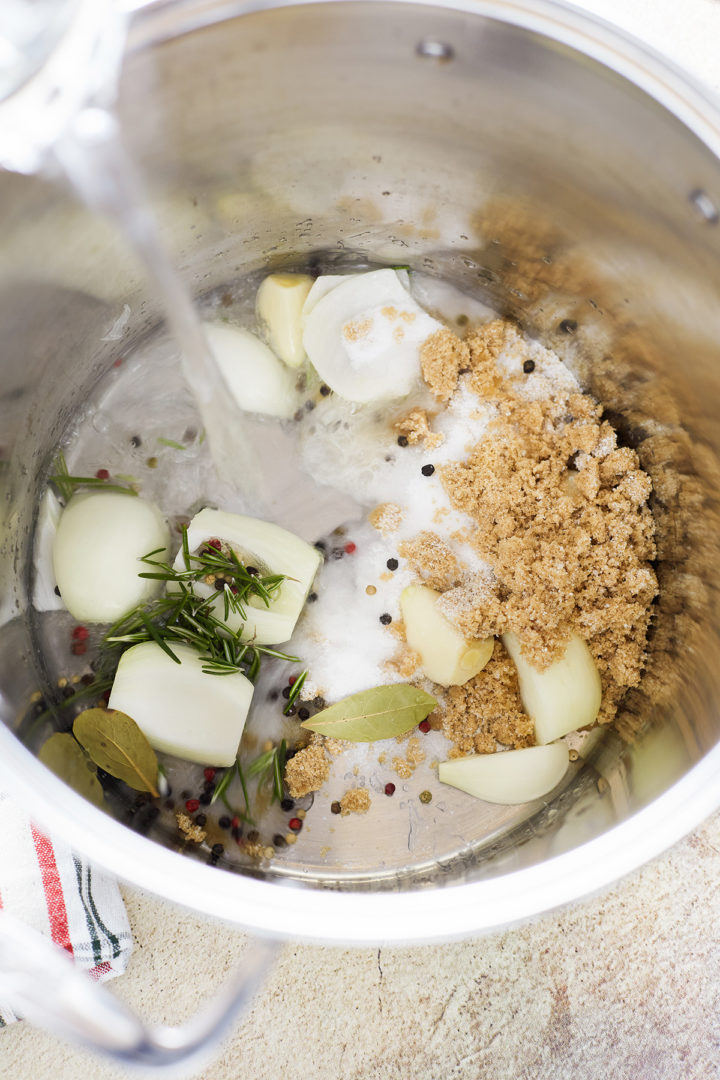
{"left": 0, "top": 791, "right": 132, "bottom": 1026}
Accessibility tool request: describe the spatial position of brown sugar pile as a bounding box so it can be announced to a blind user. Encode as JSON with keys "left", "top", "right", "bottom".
{"left": 421, "top": 319, "right": 658, "bottom": 740}
{"left": 339, "top": 788, "right": 371, "bottom": 816}
{"left": 398, "top": 531, "right": 460, "bottom": 591}
{"left": 438, "top": 644, "right": 535, "bottom": 756}
{"left": 284, "top": 744, "right": 330, "bottom": 798}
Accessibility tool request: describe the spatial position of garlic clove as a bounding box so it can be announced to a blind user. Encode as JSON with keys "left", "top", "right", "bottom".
{"left": 438, "top": 743, "right": 570, "bottom": 804}
{"left": 256, "top": 273, "right": 313, "bottom": 369}
{"left": 502, "top": 630, "right": 602, "bottom": 744}
{"left": 203, "top": 322, "right": 298, "bottom": 418}
{"left": 401, "top": 583, "right": 494, "bottom": 687}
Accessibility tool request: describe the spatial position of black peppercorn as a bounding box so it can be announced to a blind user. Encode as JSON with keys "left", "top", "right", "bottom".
{"left": 247, "top": 829, "right": 259, "bottom": 843}
{"left": 246, "top": 566, "right": 259, "bottom": 576}
{"left": 397, "top": 435, "right": 409, "bottom": 447}
{"left": 331, "top": 801, "right": 342, "bottom": 814}
{"left": 559, "top": 318, "right": 578, "bottom": 334}
{"left": 386, "top": 558, "right": 398, "bottom": 571}
{"left": 280, "top": 798, "right": 295, "bottom": 812}
{"left": 523, "top": 359, "right": 535, "bottom": 374}
{"left": 320, "top": 384, "right": 331, "bottom": 396}
{"left": 211, "top": 843, "right": 224, "bottom": 856}
{"left": 313, "top": 696, "right": 326, "bottom": 710}
{"left": 199, "top": 791, "right": 212, "bottom": 806}
{"left": 285, "top": 705, "right": 297, "bottom": 717}
{"left": 273, "top": 834, "right": 288, "bottom": 847}
{"left": 219, "top": 815, "right": 231, "bottom": 829}
{"left": 379, "top": 613, "right": 392, "bottom": 625}
{"left": 421, "top": 464, "right": 435, "bottom": 477}
{"left": 195, "top": 813, "right": 207, "bottom": 827}
{"left": 298, "top": 707, "right": 310, "bottom": 721}
{"left": 282, "top": 685, "right": 291, "bottom": 699}
{"left": 231, "top": 825, "right": 243, "bottom": 841}
{"left": 308, "top": 591, "right": 318, "bottom": 602}
{"left": 130, "top": 435, "right": 142, "bottom": 447}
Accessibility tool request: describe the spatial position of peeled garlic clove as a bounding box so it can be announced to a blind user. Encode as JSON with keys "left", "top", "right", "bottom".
{"left": 302, "top": 268, "right": 442, "bottom": 403}
{"left": 401, "top": 583, "right": 494, "bottom": 687}
{"left": 175, "top": 507, "right": 322, "bottom": 644}
{"left": 203, "top": 322, "right": 297, "bottom": 418}
{"left": 438, "top": 743, "right": 570, "bottom": 804}
{"left": 256, "top": 273, "right": 313, "bottom": 368}
{"left": 52, "top": 491, "right": 169, "bottom": 623}
{"left": 502, "top": 631, "right": 601, "bottom": 744}
{"left": 108, "top": 642, "right": 253, "bottom": 766}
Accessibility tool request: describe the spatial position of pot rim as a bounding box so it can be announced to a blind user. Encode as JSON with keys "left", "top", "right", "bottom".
{"left": 2, "top": 718, "right": 720, "bottom": 943}
{"left": 6, "top": 0, "right": 720, "bottom": 943}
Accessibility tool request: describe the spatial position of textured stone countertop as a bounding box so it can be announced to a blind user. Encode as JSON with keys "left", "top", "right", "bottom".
{"left": 5, "top": 0, "right": 720, "bottom": 1077}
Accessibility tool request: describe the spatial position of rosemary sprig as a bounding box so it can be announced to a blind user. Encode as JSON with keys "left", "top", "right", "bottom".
{"left": 247, "top": 740, "right": 287, "bottom": 804}
{"left": 100, "top": 531, "right": 298, "bottom": 680}
{"left": 49, "top": 451, "right": 137, "bottom": 502}
{"left": 284, "top": 670, "right": 308, "bottom": 715}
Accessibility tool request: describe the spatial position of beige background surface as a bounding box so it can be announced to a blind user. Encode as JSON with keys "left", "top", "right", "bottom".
{"left": 4, "top": 0, "right": 720, "bottom": 1077}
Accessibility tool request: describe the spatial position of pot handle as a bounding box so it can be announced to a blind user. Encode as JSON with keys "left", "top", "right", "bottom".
{"left": 0, "top": 911, "right": 279, "bottom": 1073}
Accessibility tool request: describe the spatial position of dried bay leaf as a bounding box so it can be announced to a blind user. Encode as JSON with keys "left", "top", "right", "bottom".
{"left": 300, "top": 684, "right": 437, "bottom": 742}
{"left": 39, "top": 733, "right": 105, "bottom": 808}
{"left": 74, "top": 707, "right": 159, "bottom": 796}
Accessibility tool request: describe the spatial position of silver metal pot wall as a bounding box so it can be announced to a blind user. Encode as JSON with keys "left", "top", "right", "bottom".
{"left": 1, "top": 0, "right": 720, "bottom": 953}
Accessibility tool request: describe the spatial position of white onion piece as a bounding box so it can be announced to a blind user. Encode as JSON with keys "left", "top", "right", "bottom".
{"left": 401, "top": 584, "right": 493, "bottom": 687}
{"left": 438, "top": 743, "right": 570, "bottom": 804}
{"left": 108, "top": 642, "right": 253, "bottom": 766}
{"left": 52, "top": 492, "right": 169, "bottom": 623}
{"left": 302, "top": 268, "right": 441, "bottom": 402}
{"left": 203, "top": 322, "right": 297, "bottom": 418}
{"left": 502, "top": 631, "right": 602, "bottom": 745}
{"left": 256, "top": 273, "right": 313, "bottom": 368}
{"left": 174, "top": 507, "right": 322, "bottom": 644}
{"left": 301, "top": 269, "right": 410, "bottom": 320}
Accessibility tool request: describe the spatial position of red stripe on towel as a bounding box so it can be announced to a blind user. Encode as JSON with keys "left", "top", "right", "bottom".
{"left": 30, "top": 825, "right": 73, "bottom": 955}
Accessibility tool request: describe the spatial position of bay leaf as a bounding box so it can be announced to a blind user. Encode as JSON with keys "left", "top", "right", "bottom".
{"left": 300, "top": 684, "right": 437, "bottom": 742}
{"left": 73, "top": 708, "right": 159, "bottom": 796}
{"left": 39, "top": 733, "right": 105, "bottom": 808}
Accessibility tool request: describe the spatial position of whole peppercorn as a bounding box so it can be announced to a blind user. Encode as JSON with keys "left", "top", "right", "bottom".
{"left": 288, "top": 817, "right": 303, "bottom": 832}
{"left": 211, "top": 843, "right": 224, "bottom": 856}
{"left": 421, "top": 464, "right": 435, "bottom": 477}
{"left": 384, "top": 783, "right": 396, "bottom": 796}
{"left": 185, "top": 798, "right": 200, "bottom": 813}
{"left": 386, "top": 558, "right": 398, "bottom": 571}
{"left": 199, "top": 791, "right": 213, "bottom": 806}
{"left": 330, "top": 801, "right": 342, "bottom": 815}
{"left": 298, "top": 707, "right": 310, "bottom": 721}
{"left": 95, "top": 468, "right": 110, "bottom": 481}
{"left": 418, "top": 719, "right": 431, "bottom": 734}
{"left": 273, "top": 834, "right": 288, "bottom": 847}
{"left": 522, "top": 359, "right": 535, "bottom": 374}
{"left": 195, "top": 813, "right": 207, "bottom": 827}
{"left": 379, "top": 613, "right": 392, "bottom": 625}
{"left": 397, "top": 435, "right": 409, "bottom": 447}
{"left": 218, "top": 816, "right": 231, "bottom": 829}
{"left": 419, "top": 790, "right": 433, "bottom": 804}
{"left": 280, "top": 798, "right": 295, "bottom": 812}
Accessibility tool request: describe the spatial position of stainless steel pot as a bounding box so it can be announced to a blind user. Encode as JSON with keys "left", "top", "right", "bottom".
{"left": 1, "top": 0, "right": 720, "bottom": 1021}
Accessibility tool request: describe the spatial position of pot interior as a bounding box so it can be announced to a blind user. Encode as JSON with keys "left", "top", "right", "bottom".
{"left": 1, "top": 0, "right": 720, "bottom": 914}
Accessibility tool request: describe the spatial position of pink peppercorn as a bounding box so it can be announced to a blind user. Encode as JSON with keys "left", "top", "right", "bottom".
{"left": 203, "top": 767, "right": 216, "bottom": 782}
{"left": 185, "top": 798, "right": 200, "bottom": 813}
{"left": 71, "top": 642, "right": 87, "bottom": 656}
{"left": 288, "top": 674, "right": 297, "bottom": 686}
{"left": 418, "top": 719, "right": 431, "bottom": 734}
{"left": 384, "top": 783, "right": 396, "bottom": 796}
{"left": 344, "top": 541, "right": 357, "bottom": 554}
{"left": 231, "top": 817, "right": 240, "bottom": 829}
{"left": 95, "top": 468, "right": 110, "bottom": 480}
{"left": 288, "top": 817, "right": 302, "bottom": 832}
{"left": 71, "top": 625, "right": 89, "bottom": 641}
